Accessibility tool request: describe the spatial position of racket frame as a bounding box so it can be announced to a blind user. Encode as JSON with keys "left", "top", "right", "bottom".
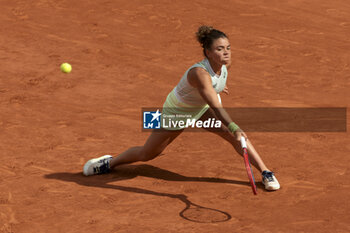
{"left": 240, "top": 136, "right": 258, "bottom": 195}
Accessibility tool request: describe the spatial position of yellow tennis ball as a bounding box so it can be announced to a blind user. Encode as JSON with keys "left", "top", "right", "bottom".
{"left": 60, "top": 63, "right": 72, "bottom": 73}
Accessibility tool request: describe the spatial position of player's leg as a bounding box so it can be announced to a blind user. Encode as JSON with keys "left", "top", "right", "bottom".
{"left": 110, "top": 128, "right": 183, "bottom": 167}
{"left": 83, "top": 128, "right": 183, "bottom": 176}
{"left": 198, "top": 108, "right": 280, "bottom": 190}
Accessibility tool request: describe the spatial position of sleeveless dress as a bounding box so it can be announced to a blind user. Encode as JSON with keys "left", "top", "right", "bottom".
{"left": 161, "top": 58, "right": 228, "bottom": 130}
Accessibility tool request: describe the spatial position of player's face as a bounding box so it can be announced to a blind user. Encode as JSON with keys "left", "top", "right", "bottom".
{"left": 206, "top": 37, "right": 231, "bottom": 66}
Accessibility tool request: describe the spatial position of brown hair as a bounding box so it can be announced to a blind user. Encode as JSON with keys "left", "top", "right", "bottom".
{"left": 196, "top": 25, "right": 228, "bottom": 57}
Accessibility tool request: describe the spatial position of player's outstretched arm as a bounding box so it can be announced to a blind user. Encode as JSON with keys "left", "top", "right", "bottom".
{"left": 187, "top": 67, "right": 247, "bottom": 140}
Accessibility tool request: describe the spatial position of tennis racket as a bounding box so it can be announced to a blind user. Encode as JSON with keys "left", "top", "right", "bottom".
{"left": 240, "top": 136, "right": 257, "bottom": 195}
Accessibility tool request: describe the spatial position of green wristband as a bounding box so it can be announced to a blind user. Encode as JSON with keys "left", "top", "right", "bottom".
{"left": 228, "top": 122, "right": 240, "bottom": 133}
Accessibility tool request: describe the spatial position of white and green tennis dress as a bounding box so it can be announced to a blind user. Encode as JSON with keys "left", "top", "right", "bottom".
{"left": 162, "top": 58, "right": 228, "bottom": 130}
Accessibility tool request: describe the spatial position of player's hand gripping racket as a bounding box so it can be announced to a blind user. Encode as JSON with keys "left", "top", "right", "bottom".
{"left": 240, "top": 136, "right": 257, "bottom": 195}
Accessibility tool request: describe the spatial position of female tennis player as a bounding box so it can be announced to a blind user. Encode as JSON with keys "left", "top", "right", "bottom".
{"left": 83, "top": 26, "right": 280, "bottom": 190}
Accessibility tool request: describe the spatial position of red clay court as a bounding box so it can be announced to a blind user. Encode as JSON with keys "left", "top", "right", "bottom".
{"left": 0, "top": 0, "right": 349, "bottom": 232}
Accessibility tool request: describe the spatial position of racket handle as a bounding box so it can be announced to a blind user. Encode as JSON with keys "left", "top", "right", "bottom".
{"left": 240, "top": 136, "right": 247, "bottom": 148}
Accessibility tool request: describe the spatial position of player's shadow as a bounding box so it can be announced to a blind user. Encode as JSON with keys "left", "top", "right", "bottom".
{"left": 45, "top": 164, "right": 261, "bottom": 223}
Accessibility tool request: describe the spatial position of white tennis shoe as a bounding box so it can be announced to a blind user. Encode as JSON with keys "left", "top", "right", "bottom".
{"left": 262, "top": 171, "right": 280, "bottom": 190}
{"left": 83, "top": 155, "right": 113, "bottom": 176}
